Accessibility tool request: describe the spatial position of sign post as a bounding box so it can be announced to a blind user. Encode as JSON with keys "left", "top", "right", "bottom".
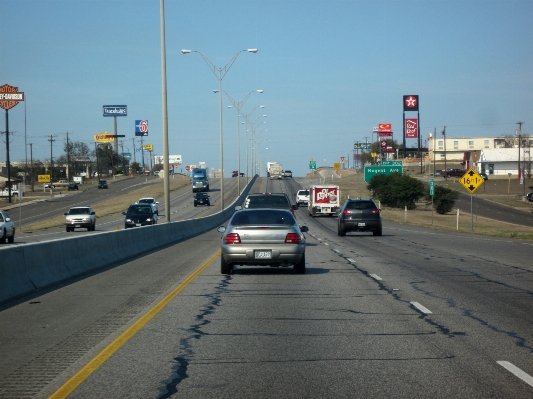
{"left": 0, "top": 84, "right": 25, "bottom": 203}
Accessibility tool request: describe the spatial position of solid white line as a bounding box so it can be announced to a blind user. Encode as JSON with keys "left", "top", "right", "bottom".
{"left": 346, "top": 258, "right": 356, "bottom": 263}
{"left": 497, "top": 361, "right": 533, "bottom": 387}
{"left": 410, "top": 301, "right": 433, "bottom": 314}
{"left": 369, "top": 273, "right": 382, "bottom": 281}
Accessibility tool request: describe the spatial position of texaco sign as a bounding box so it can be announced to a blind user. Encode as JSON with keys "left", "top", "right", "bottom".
{"left": 0, "top": 84, "right": 25, "bottom": 110}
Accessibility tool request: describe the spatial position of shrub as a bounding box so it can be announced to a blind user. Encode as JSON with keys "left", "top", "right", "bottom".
{"left": 426, "top": 185, "right": 459, "bottom": 214}
{"left": 367, "top": 173, "right": 425, "bottom": 210}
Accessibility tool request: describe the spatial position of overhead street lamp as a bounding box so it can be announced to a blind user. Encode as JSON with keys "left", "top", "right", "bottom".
{"left": 181, "top": 48, "right": 258, "bottom": 211}
{"left": 226, "top": 89, "right": 263, "bottom": 195}
{"left": 241, "top": 105, "right": 266, "bottom": 180}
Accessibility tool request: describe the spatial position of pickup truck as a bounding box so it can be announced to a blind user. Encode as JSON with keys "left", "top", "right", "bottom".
{"left": 0, "top": 187, "right": 20, "bottom": 197}
{"left": 443, "top": 169, "right": 466, "bottom": 178}
{"left": 45, "top": 179, "right": 69, "bottom": 188}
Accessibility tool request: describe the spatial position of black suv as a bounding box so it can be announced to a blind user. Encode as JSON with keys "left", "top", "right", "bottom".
{"left": 337, "top": 199, "right": 382, "bottom": 236}
{"left": 98, "top": 180, "right": 108, "bottom": 189}
{"left": 68, "top": 182, "right": 79, "bottom": 191}
{"left": 194, "top": 192, "right": 211, "bottom": 207}
{"left": 239, "top": 193, "right": 296, "bottom": 215}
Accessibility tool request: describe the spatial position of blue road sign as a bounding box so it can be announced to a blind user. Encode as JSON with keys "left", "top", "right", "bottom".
{"left": 103, "top": 105, "right": 127, "bottom": 116}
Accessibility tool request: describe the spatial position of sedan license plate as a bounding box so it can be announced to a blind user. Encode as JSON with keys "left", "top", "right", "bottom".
{"left": 358, "top": 222, "right": 366, "bottom": 227}
{"left": 75, "top": 224, "right": 81, "bottom": 228}
{"left": 254, "top": 250, "right": 272, "bottom": 259}
{"left": 135, "top": 223, "right": 141, "bottom": 227}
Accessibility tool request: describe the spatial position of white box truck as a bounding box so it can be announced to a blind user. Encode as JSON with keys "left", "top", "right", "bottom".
{"left": 308, "top": 185, "right": 341, "bottom": 217}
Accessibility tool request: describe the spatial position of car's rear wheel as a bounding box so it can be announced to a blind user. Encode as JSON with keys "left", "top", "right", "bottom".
{"left": 0, "top": 230, "right": 6, "bottom": 244}
{"left": 294, "top": 253, "right": 306, "bottom": 274}
{"left": 221, "top": 256, "right": 231, "bottom": 274}
{"left": 7, "top": 230, "right": 14, "bottom": 243}
{"left": 338, "top": 224, "right": 346, "bottom": 236}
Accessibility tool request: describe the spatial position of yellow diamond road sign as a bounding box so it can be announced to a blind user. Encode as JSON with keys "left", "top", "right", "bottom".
{"left": 459, "top": 168, "right": 485, "bottom": 194}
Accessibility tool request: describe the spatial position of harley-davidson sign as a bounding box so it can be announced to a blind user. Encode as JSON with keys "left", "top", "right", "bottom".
{"left": 0, "top": 84, "right": 24, "bottom": 110}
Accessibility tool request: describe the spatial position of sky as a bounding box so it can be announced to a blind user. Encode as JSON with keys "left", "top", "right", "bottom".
{"left": 1, "top": 0, "right": 532, "bottom": 177}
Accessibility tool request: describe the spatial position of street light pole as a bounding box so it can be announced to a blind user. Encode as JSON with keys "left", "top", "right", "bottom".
{"left": 226, "top": 90, "right": 263, "bottom": 195}
{"left": 182, "top": 48, "right": 258, "bottom": 211}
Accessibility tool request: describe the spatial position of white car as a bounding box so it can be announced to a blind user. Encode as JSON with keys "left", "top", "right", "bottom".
{"left": 295, "top": 189, "right": 310, "bottom": 207}
{"left": 138, "top": 197, "right": 159, "bottom": 215}
{"left": 0, "top": 210, "right": 15, "bottom": 243}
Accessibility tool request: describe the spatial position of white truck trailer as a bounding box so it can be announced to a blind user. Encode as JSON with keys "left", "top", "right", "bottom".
{"left": 308, "top": 185, "right": 341, "bottom": 217}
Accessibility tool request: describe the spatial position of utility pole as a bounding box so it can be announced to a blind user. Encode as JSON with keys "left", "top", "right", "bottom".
{"left": 28, "top": 143, "right": 34, "bottom": 191}
{"left": 132, "top": 138, "right": 137, "bottom": 165}
{"left": 1, "top": 127, "right": 14, "bottom": 202}
{"left": 48, "top": 135, "right": 57, "bottom": 181}
{"left": 64, "top": 131, "right": 70, "bottom": 181}
{"left": 517, "top": 121, "right": 525, "bottom": 194}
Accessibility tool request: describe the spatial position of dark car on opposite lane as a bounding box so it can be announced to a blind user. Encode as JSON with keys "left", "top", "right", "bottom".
{"left": 337, "top": 198, "right": 382, "bottom": 236}
{"left": 123, "top": 203, "right": 158, "bottom": 229}
{"left": 194, "top": 192, "right": 211, "bottom": 207}
{"left": 98, "top": 180, "right": 108, "bottom": 189}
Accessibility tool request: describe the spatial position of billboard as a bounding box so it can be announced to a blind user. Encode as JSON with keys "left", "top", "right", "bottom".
{"left": 94, "top": 132, "right": 114, "bottom": 143}
{"left": 403, "top": 95, "right": 419, "bottom": 112}
{"left": 405, "top": 118, "right": 419, "bottom": 138}
{"left": 103, "top": 105, "right": 127, "bottom": 116}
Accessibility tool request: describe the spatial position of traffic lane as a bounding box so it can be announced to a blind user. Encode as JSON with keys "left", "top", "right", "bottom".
{"left": 0, "top": 228, "right": 225, "bottom": 399}
{"left": 5, "top": 176, "right": 164, "bottom": 228}
{"left": 301, "top": 209, "right": 533, "bottom": 394}
{"left": 455, "top": 192, "right": 533, "bottom": 227}
{"left": 55, "top": 225, "right": 529, "bottom": 398}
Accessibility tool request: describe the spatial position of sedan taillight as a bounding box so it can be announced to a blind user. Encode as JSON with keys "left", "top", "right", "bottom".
{"left": 342, "top": 209, "right": 351, "bottom": 214}
{"left": 224, "top": 233, "right": 241, "bottom": 244}
{"left": 371, "top": 209, "right": 380, "bottom": 215}
{"left": 285, "top": 233, "right": 302, "bottom": 243}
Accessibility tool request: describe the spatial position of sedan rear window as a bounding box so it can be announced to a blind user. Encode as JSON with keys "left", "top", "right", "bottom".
{"left": 232, "top": 210, "right": 295, "bottom": 226}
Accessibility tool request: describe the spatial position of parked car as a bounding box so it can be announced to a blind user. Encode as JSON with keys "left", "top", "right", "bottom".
{"left": 64, "top": 206, "right": 96, "bottom": 232}
{"left": 337, "top": 198, "right": 382, "bottom": 236}
{"left": 443, "top": 169, "right": 466, "bottom": 178}
{"left": 137, "top": 197, "right": 159, "bottom": 215}
{"left": 123, "top": 203, "right": 158, "bottom": 229}
{"left": 98, "top": 180, "right": 108, "bottom": 189}
{"left": 217, "top": 209, "right": 309, "bottom": 274}
{"left": 44, "top": 183, "right": 55, "bottom": 189}
{"left": 68, "top": 182, "right": 79, "bottom": 191}
{"left": 237, "top": 192, "right": 296, "bottom": 215}
{"left": 0, "top": 210, "right": 15, "bottom": 243}
{"left": 434, "top": 170, "right": 442, "bottom": 177}
{"left": 480, "top": 172, "right": 488, "bottom": 180}
{"left": 295, "top": 189, "right": 310, "bottom": 207}
{"left": 194, "top": 192, "right": 211, "bottom": 207}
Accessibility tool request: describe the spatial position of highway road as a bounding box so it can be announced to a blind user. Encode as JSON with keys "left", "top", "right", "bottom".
{"left": 1, "top": 177, "right": 533, "bottom": 398}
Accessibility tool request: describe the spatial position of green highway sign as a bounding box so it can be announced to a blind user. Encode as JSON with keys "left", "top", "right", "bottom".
{"left": 381, "top": 160, "right": 403, "bottom": 166}
{"left": 364, "top": 165, "right": 402, "bottom": 182}
{"left": 309, "top": 161, "right": 317, "bottom": 170}
{"left": 429, "top": 178, "right": 435, "bottom": 195}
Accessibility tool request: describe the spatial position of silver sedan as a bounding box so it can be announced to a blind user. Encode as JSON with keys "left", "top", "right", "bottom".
{"left": 0, "top": 210, "right": 15, "bottom": 243}
{"left": 217, "top": 209, "right": 309, "bottom": 274}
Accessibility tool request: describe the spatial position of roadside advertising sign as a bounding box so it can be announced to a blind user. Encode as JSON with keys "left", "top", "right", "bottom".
{"left": 135, "top": 120, "right": 149, "bottom": 136}
{"left": 169, "top": 155, "right": 182, "bottom": 164}
{"left": 377, "top": 123, "right": 392, "bottom": 132}
{"left": 103, "top": 105, "right": 127, "bottom": 116}
{"left": 38, "top": 175, "right": 51, "bottom": 183}
{"left": 185, "top": 165, "right": 190, "bottom": 171}
{"left": 0, "top": 84, "right": 24, "bottom": 110}
{"left": 405, "top": 118, "right": 419, "bottom": 138}
{"left": 94, "top": 132, "right": 115, "bottom": 143}
{"left": 364, "top": 165, "right": 402, "bottom": 183}
{"left": 143, "top": 144, "right": 153, "bottom": 151}
{"left": 403, "top": 95, "right": 419, "bottom": 112}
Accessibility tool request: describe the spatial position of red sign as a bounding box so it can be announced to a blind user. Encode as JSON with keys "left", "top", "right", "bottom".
{"left": 382, "top": 148, "right": 396, "bottom": 153}
{"left": 0, "top": 84, "right": 24, "bottom": 110}
{"left": 377, "top": 123, "right": 392, "bottom": 132}
{"left": 405, "top": 118, "right": 418, "bottom": 138}
{"left": 185, "top": 165, "right": 190, "bottom": 171}
{"left": 403, "top": 95, "right": 419, "bottom": 111}
{"left": 377, "top": 132, "right": 393, "bottom": 137}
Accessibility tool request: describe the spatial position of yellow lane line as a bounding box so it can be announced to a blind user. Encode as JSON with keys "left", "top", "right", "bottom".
{"left": 48, "top": 250, "right": 221, "bottom": 399}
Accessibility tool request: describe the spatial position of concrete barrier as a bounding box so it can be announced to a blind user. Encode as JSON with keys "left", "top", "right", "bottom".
{"left": 0, "top": 176, "right": 257, "bottom": 304}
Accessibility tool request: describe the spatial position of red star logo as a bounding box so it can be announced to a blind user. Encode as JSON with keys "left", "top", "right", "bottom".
{"left": 405, "top": 96, "right": 417, "bottom": 108}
